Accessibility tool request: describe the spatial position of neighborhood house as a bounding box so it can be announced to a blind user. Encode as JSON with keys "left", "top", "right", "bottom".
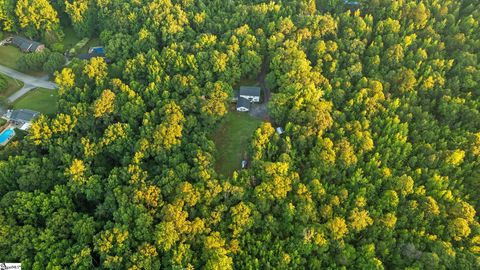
{"left": 7, "top": 109, "right": 40, "bottom": 130}
{"left": 236, "top": 97, "right": 251, "bottom": 112}
{"left": 239, "top": 86, "right": 261, "bottom": 103}
{"left": 11, "top": 36, "right": 45, "bottom": 53}
{"left": 78, "top": 47, "right": 110, "bottom": 63}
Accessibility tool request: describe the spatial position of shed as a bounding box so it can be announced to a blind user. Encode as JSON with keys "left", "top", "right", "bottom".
{"left": 236, "top": 97, "right": 251, "bottom": 112}
{"left": 239, "top": 86, "right": 261, "bottom": 103}
{"left": 11, "top": 36, "right": 45, "bottom": 53}
{"left": 241, "top": 160, "right": 248, "bottom": 169}
{"left": 276, "top": 127, "right": 284, "bottom": 135}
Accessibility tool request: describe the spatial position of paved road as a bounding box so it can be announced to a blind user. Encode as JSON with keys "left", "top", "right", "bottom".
{"left": 0, "top": 64, "right": 57, "bottom": 102}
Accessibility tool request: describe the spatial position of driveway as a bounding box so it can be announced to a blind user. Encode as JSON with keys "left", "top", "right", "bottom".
{"left": 0, "top": 64, "right": 57, "bottom": 102}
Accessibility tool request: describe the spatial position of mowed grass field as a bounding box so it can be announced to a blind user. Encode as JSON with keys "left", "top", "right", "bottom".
{"left": 0, "top": 74, "right": 23, "bottom": 98}
{"left": 13, "top": 88, "right": 58, "bottom": 116}
{"left": 62, "top": 26, "right": 82, "bottom": 50}
{"left": 213, "top": 112, "right": 262, "bottom": 176}
{"left": 0, "top": 45, "right": 23, "bottom": 70}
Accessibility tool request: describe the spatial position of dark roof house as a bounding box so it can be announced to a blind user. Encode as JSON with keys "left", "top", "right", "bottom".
{"left": 240, "top": 86, "right": 261, "bottom": 98}
{"left": 78, "top": 52, "right": 111, "bottom": 63}
{"left": 10, "top": 109, "right": 40, "bottom": 123}
{"left": 11, "top": 36, "right": 45, "bottom": 53}
{"left": 236, "top": 97, "right": 251, "bottom": 112}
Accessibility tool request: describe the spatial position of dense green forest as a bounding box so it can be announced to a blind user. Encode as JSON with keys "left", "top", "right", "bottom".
{"left": 1, "top": 0, "right": 480, "bottom": 269}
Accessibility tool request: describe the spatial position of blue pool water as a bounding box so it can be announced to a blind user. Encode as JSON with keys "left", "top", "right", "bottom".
{"left": 0, "top": 128, "right": 14, "bottom": 144}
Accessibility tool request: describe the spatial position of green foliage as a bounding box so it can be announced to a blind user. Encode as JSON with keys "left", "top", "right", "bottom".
{"left": 1, "top": 1, "right": 480, "bottom": 269}
{"left": 42, "top": 52, "right": 65, "bottom": 74}
{"left": 0, "top": 74, "right": 7, "bottom": 91}
{"left": 16, "top": 48, "right": 51, "bottom": 72}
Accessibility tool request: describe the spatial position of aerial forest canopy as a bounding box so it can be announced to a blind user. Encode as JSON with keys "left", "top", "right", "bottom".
{"left": 1, "top": 0, "right": 480, "bottom": 269}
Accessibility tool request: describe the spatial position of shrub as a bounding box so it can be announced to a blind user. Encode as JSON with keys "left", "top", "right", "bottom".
{"left": 43, "top": 52, "right": 66, "bottom": 74}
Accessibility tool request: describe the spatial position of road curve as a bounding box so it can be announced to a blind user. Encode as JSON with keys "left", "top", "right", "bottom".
{"left": 0, "top": 64, "right": 57, "bottom": 102}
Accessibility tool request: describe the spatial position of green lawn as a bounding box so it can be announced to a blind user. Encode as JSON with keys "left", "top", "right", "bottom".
{"left": 0, "top": 45, "right": 23, "bottom": 70}
{"left": 79, "top": 38, "right": 101, "bottom": 54}
{"left": 62, "top": 26, "right": 82, "bottom": 50}
{"left": 13, "top": 88, "right": 58, "bottom": 116}
{"left": 0, "top": 74, "right": 23, "bottom": 99}
{"left": 213, "top": 112, "right": 262, "bottom": 176}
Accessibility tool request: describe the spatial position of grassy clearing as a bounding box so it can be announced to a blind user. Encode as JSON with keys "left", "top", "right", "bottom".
{"left": 213, "top": 112, "right": 262, "bottom": 176}
{"left": 62, "top": 26, "right": 82, "bottom": 50}
{"left": 0, "top": 45, "right": 23, "bottom": 70}
{"left": 13, "top": 88, "right": 58, "bottom": 116}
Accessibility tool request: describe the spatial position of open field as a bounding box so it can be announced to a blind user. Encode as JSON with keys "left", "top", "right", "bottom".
{"left": 213, "top": 112, "right": 262, "bottom": 176}
{"left": 0, "top": 46, "right": 23, "bottom": 70}
{"left": 13, "top": 88, "right": 58, "bottom": 116}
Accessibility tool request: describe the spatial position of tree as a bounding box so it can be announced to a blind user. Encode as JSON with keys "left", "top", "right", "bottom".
{"left": 15, "top": 0, "right": 60, "bottom": 38}
{"left": 43, "top": 52, "right": 65, "bottom": 74}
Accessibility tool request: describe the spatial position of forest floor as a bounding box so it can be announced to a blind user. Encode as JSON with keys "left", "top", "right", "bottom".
{"left": 13, "top": 87, "right": 58, "bottom": 116}
{"left": 213, "top": 111, "right": 262, "bottom": 177}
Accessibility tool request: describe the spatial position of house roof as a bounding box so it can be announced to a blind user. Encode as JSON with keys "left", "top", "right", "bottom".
{"left": 12, "top": 36, "right": 43, "bottom": 52}
{"left": 78, "top": 52, "right": 105, "bottom": 60}
{"left": 237, "top": 97, "right": 251, "bottom": 110}
{"left": 240, "top": 86, "right": 261, "bottom": 97}
{"left": 78, "top": 52, "right": 111, "bottom": 63}
{"left": 10, "top": 109, "right": 39, "bottom": 122}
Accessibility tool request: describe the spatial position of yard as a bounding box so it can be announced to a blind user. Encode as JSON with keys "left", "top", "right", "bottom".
{"left": 0, "top": 45, "right": 23, "bottom": 70}
{"left": 213, "top": 112, "right": 262, "bottom": 176}
{"left": 13, "top": 88, "right": 58, "bottom": 116}
{"left": 0, "top": 74, "right": 23, "bottom": 99}
{"left": 62, "top": 26, "right": 82, "bottom": 50}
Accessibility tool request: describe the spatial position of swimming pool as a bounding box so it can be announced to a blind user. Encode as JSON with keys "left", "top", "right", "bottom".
{"left": 0, "top": 128, "right": 15, "bottom": 145}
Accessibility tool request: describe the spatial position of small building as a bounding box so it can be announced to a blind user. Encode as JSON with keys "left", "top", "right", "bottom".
{"left": 239, "top": 86, "right": 261, "bottom": 103}
{"left": 8, "top": 109, "right": 40, "bottom": 127}
{"left": 236, "top": 97, "right": 251, "bottom": 112}
{"left": 241, "top": 160, "right": 248, "bottom": 169}
{"left": 88, "top": 46, "right": 105, "bottom": 54}
{"left": 276, "top": 127, "right": 284, "bottom": 135}
{"left": 11, "top": 36, "right": 45, "bottom": 53}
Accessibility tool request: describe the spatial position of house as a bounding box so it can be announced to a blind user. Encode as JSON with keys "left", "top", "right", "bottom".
{"left": 7, "top": 109, "right": 40, "bottom": 130}
{"left": 345, "top": 1, "right": 361, "bottom": 12}
{"left": 78, "top": 52, "right": 111, "bottom": 63}
{"left": 239, "top": 86, "right": 261, "bottom": 103}
{"left": 88, "top": 46, "right": 105, "bottom": 54}
{"left": 236, "top": 97, "right": 251, "bottom": 112}
{"left": 11, "top": 36, "right": 45, "bottom": 53}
